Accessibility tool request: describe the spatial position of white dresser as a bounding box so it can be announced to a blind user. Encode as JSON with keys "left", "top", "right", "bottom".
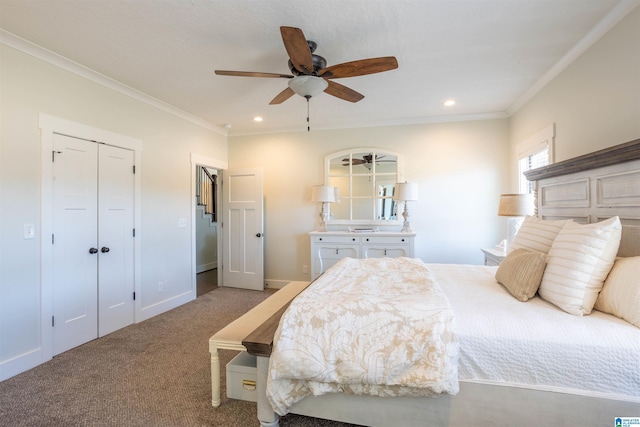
{"left": 309, "top": 231, "right": 416, "bottom": 280}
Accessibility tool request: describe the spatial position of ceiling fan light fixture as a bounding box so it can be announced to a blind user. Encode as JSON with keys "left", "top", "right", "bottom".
{"left": 288, "top": 75, "right": 328, "bottom": 98}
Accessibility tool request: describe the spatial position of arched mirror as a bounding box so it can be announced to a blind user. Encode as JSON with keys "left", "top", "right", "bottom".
{"left": 325, "top": 148, "right": 402, "bottom": 224}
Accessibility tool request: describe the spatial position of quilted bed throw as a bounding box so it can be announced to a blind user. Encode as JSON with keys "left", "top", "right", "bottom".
{"left": 267, "top": 257, "right": 459, "bottom": 415}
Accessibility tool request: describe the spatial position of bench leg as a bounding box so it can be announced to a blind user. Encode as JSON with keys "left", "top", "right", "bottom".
{"left": 211, "top": 346, "right": 221, "bottom": 408}
{"left": 257, "top": 355, "right": 279, "bottom": 427}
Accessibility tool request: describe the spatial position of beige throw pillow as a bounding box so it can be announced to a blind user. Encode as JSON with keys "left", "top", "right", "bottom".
{"left": 594, "top": 256, "right": 640, "bottom": 328}
{"left": 539, "top": 216, "right": 622, "bottom": 315}
{"left": 509, "top": 216, "right": 572, "bottom": 254}
{"left": 495, "top": 248, "right": 547, "bottom": 302}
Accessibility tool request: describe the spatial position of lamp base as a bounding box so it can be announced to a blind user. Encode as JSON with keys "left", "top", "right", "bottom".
{"left": 400, "top": 204, "right": 412, "bottom": 233}
{"left": 505, "top": 217, "right": 524, "bottom": 250}
{"left": 318, "top": 202, "right": 330, "bottom": 232}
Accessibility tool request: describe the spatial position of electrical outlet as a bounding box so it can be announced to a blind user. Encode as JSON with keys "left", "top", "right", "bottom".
{"left": 302, "top": 265, "right": 308, "bottom": 274}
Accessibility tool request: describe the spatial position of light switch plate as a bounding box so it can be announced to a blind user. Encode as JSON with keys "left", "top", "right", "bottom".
{"left": 24, "top": 224, "right": 35, "bottom": 239}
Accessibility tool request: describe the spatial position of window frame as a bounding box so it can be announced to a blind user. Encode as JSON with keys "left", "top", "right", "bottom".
{"left": 516, "top": 124, "right": 555, "bottom": 194}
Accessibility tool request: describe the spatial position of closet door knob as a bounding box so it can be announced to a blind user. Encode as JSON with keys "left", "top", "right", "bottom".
{"left": 89, "top": 248, "right": 98, "bottom": 254}
{"left": 101, "top": 247, "right": 110, "bottom": 253}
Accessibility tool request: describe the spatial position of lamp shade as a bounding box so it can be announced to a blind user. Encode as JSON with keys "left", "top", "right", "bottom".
{"left": 498, "top": 193, "right": 533, "bottom": 216}
{"left": 288, "top": 75, "right": 329, "bottom": 97}
{"left": 393, "top": 182, "right": 419, "bottom": 201}
{"left": 311, "top": 185, "right": 336, "bottom": 203}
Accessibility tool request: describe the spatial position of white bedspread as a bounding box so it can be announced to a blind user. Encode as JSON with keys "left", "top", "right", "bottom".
{"left": 428, "top": 263, "right": 640, "bottom": 402}
{"left": 266, "top": 257, "right": 459, "bottom": 415}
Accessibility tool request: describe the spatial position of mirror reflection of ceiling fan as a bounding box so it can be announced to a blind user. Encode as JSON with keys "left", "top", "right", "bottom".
{"left": 342, "top": 154, "right": 395, "bottom": 169}
{"left": 215, "top": 26, "right": 398, "bottom": 130}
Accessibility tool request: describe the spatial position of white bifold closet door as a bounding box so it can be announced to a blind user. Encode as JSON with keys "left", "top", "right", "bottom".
{"left": 52, "top": 134, "right": 135, "bottom": 355}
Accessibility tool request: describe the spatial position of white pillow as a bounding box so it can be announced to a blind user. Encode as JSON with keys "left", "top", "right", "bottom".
{"left": 508, "top": 216, "right": 572, "bottom": 254}
{"left": 594, "top": 256, "right": 640, "bottom": 328}
{"left": 538, "top": 216, "right": 622, "bottom": 315}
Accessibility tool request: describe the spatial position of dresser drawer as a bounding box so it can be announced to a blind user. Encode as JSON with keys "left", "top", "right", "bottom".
{"left": 361, "top": 236, "right": 411, "bottom": 245}
{"left": 313, "top": 235, "right": 360, "bottom": 244}
{"left": 316, "top": 245, "right": 359, "bottom": 259}
{"left": 362, "top": 246, "right": 409, "bottom": 258}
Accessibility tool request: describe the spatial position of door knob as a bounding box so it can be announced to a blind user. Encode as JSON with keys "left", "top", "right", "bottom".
{"left": 101, "top": 247, "right": 110, "bottom": 253}
{"left": 89, "top": 247, "right": 98, "bottom": 254}
{"left": 256, "top": 233, "right": 262, "bottom": 237}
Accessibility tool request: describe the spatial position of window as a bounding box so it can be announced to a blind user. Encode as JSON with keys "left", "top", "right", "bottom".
{"left": 325, "top": 148, "right": 401, "bottom": 224}
{"left": 516, "top": 124, "right": 554, "bottom": 194}
{"left": 518, "top": 148, "right": 549, "bottom": 193}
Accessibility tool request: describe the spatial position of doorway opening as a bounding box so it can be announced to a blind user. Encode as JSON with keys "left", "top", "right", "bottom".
{"left": 196, "top": 165, "right": 218, "bottom": 296}
{"left": 190, "top": 153, "right": 227, "bottom": 297}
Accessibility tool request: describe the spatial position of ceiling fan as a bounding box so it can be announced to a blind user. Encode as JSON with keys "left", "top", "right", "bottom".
{"left": 215, "top": 26, "right": 398, "bottom": 128}
{"left": 342, "top": 154, "right": 395, "bottom": 169}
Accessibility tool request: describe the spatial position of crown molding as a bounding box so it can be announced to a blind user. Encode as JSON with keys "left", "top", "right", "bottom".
{"left": 228, "top": 111, "right": 510, "bottom": 137}
{"left": 0, "top": 29, "right": 228, "bottom": 136}
{"left": 507, "top": 0, "right": 640, "bottom": 115}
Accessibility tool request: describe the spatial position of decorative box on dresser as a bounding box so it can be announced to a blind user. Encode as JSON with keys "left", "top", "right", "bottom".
{"left": 309, "top": 231, "right": 415, "bottom": 280}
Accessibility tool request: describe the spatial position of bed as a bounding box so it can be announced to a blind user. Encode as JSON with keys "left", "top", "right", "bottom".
{"left": 237, "top": 138, "right": 640, "bottom": 426}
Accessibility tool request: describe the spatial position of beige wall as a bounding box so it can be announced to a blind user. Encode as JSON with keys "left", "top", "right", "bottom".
{"left": 229, "top": 119, "right": 510, "bottom": 283}
{"left": 509, "top": 7, "right": 640, "bottom": 163}
{"left": 0, "top": 44, "right": 227, "bottom": 379}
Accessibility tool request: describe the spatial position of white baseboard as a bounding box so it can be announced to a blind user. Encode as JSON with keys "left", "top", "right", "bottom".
{"left": 0, "top": 347, "right": 43, "bottom": 382}
{"left": 137, "top": 291, "right": 195, "bottom": 323}
{"left": 197, "top": 262, "right": 217, "bottom": 273}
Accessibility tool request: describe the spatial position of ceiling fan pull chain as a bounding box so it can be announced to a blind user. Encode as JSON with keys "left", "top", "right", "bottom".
{"left": 306, "top": 95, "right": 311, "bottom": 131}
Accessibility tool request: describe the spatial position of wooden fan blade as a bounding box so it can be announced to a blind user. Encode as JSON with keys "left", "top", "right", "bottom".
{"left": 319, "top": 57, "right": 398, "bottom": 79}
{"left": 215, "top": 70, "right": 293, "bottom": 78}
{"left": 269, "top": 87, "right": 295, "bottom": 105}
{"left": 342, "top": 158, "right": 366, "bottom": 165}
{"left": 324, "top": 80, "right": 365, "bottom": 103}
{"left": 280, "top": 26, "right": 313, "bottom": 73}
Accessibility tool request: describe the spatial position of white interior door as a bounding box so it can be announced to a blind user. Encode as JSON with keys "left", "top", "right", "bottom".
{"left": 52, "top": 134, "right": 99, "bottom": 355}
{"left": 98, "top": 144, "right": 135, "bottom": 336}
{"left": 222, "top": 168, "right": 264, "bottom": 290}
{"left": 52, "top": 134, "right": 135, "bottom": 355}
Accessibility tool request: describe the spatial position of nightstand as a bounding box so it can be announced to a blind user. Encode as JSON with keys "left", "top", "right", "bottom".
{"left": 481, "top": 248, "right": 506, "bottom": 266}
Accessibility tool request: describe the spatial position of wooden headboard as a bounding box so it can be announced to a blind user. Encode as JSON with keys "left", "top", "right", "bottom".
{"left": 524, "top": 138, "right": 640, "bottom": 257}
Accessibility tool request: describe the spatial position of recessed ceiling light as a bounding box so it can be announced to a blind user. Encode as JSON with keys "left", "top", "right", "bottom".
{"left": 253, "top": 116, "right": 263, "bottom": 122}
{"left": 444, "top": 99, "right": 456, "bottom": 107}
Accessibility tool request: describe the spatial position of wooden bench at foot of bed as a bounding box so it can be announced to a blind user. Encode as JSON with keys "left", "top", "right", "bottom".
{"left": 208, "top": 281, "right": 311, "bottom": 408}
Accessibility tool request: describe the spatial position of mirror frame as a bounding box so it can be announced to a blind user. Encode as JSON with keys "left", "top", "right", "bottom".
{"left": 324, "top": 148, "right": 403, "bottom": 226}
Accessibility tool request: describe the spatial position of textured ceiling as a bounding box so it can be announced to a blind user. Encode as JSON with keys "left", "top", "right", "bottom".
{"left": 0, "top": 0, "right": 635, "bottom": 135}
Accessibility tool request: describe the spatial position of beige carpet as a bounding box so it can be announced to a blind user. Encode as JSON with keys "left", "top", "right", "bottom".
{"left": 0, "top": 287, "right": 358, "bottom": 427}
